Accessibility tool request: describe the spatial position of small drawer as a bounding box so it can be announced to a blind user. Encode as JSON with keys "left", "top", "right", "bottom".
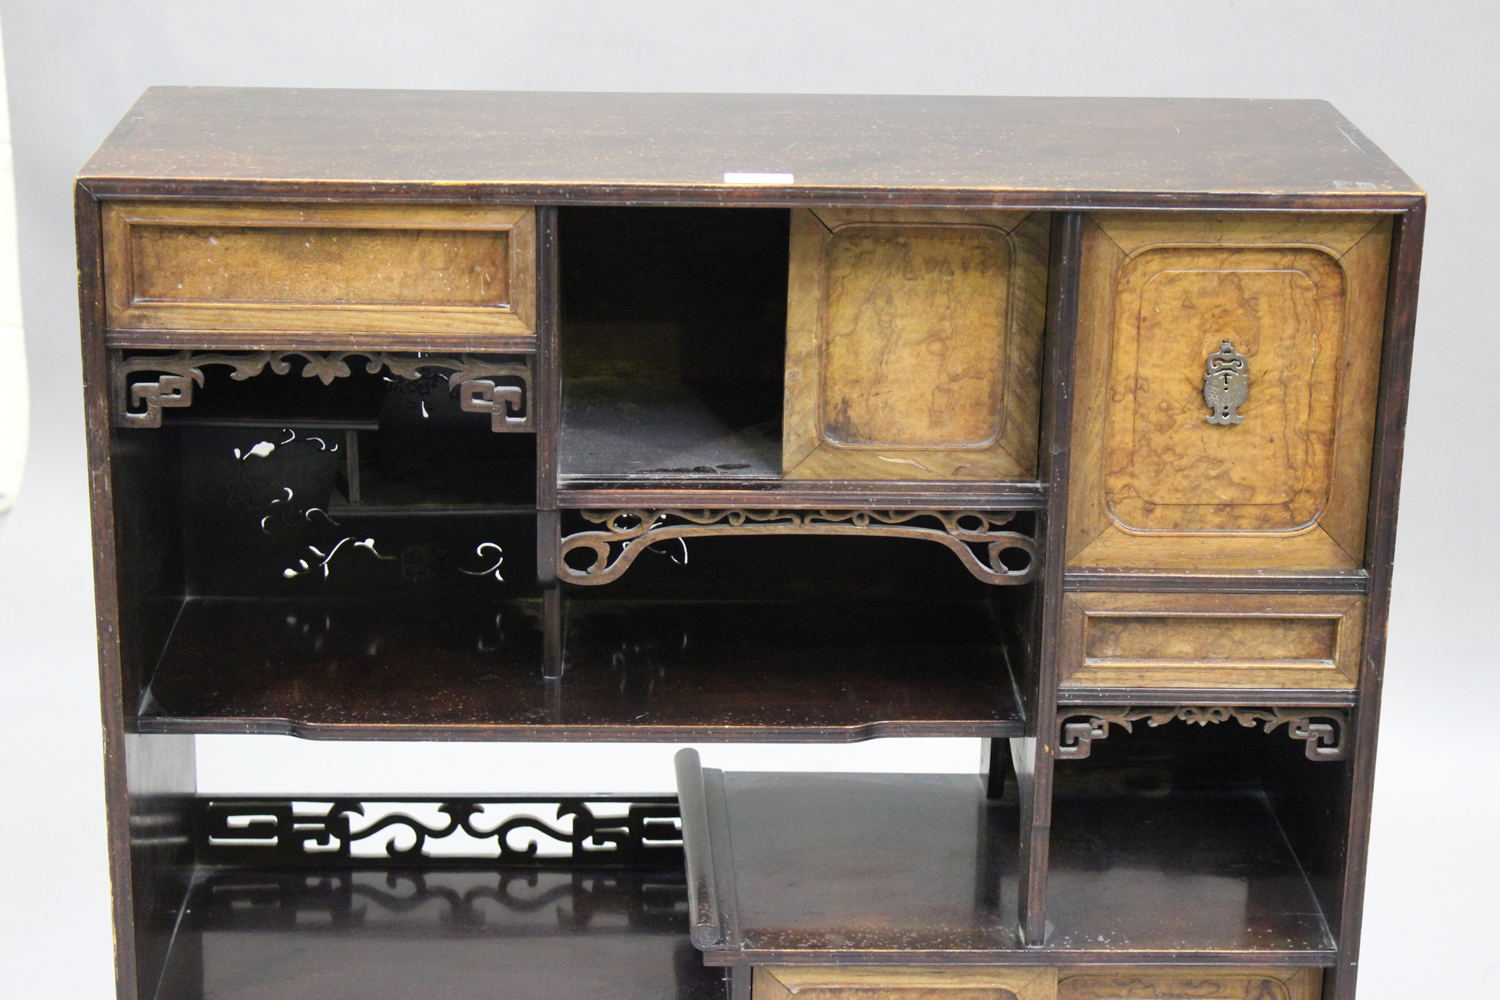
{"left": 782, "top": 208, "right": 1048, "bottom": 481}
{"left": 754, "top": 966, "right": 1056, "bottom": 1000}
{"left": 1060, "top": 592, "right": 1364, "bottom": 691}
{"left": 753, "top": 967, "right": 1320, "bottom": 1000}
{"left": 102, "top": 202, "right": 535, "bottom": 344}
{"left": 1057, "top": 966, "right": 1320, "bottom": 1000}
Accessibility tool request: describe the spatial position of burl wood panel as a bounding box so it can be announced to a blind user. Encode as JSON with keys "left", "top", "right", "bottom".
{"left": 784, "top": 209, "right": 1047, "bottom": 480}
{"left": 1056, "top": 966, "right": 1320, "bottom": 1000}
{"left": 102, "top": 202, "right": 536, "bottom": 344}
{"left": 754, "top": 966, "right": 1057, "bottom": 1000}
{"left": 1066, "top": 213, "right": 1391, "bottom": 570}
{"left": 1060, "top": 592, "right": 1364, "bottom": 690}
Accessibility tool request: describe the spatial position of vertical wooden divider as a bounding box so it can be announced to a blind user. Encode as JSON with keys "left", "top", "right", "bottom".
{"left": 1323, "top": 202, "right": 1425, "bottom": 1000}
{"left": 1015, "top": 212, "right": 1084, "bottom": 947}
{"left": 535, "top": 207, "right": 564, "bottom": 681}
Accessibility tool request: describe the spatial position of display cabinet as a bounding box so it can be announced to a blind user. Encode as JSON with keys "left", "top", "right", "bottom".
{"left": 76, "top": 89, "right": 1423, "bottom": 1000}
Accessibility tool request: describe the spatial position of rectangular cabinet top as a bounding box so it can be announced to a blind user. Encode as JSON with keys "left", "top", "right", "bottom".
{"left": 79, "top": 88, "right": 1421, "bottom": 207}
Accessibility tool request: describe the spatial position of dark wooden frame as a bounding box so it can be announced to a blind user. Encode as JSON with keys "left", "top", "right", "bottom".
{"left": 75, "top": 90, "right": 1424, "bottom": 1000}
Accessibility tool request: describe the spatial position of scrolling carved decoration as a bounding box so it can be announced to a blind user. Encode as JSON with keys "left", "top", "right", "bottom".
{"left": 558, "top": 508, "right": 1037, "bottom": 586}
{"left": 1056, "top": 705, "right": 1348, "bottom": 761}
{"left": 195, "top": 796, "right": 683, "bottom": 870}
{"left": 111, "top": 350, "right": 531, "bottom": 430}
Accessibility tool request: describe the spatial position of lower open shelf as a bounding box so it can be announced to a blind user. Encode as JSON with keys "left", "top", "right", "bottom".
{"left": 158, "top": 867, "right": 725, "bottom": 1000}
{"left": 136, "top": 596, "right": 1023, "bottom": 740}
{"left": 678, "top": 766, "right": 1336, "bottom": 967}
{"left": 144, "top": 795, "right": 726, "bottom": 1000}
{"left": 1046, "top": 788, "right": 1335, "bottom": 954}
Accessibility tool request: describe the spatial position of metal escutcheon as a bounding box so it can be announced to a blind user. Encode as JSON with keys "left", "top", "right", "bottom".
{"left": 1203, "top": 339, "right": 1248, "bottom": 425}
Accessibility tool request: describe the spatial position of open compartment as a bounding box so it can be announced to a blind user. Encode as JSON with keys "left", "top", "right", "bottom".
{"left": 109, "top": 353, "right": 548, "bottom": 737}
{"left": 139, "top": 794, "right": 725, "bottom": 1000}
{"left": 673, "top": 752, "right": 1023, "bottom": 966}
{"left": 554, "top": 517, "right": 1034, "bottom": 739}
{"left": 1044, "top": 711, "right": 1349, "bottom": 958}
{"left": 558, "top": 206, "right": 789, "bottom": 482}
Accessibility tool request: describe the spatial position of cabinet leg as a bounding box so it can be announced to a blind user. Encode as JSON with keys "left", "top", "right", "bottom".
{"left": 729, "top": 964, "right": 752, "bottom": 1000}
{"left": 981, "top": 737, "right": 1011, "bottom": 799}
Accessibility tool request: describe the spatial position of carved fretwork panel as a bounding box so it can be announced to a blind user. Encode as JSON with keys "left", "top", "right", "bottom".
{"left": 1056, "top": 705, "right": 1349, "bottom": 761}
{"left": 558, "top": 508, "right": 1038, "bottom": 586}
{"left": 195, "top": 796, "right": 683, "bottom": 870}
{"left": 110, "top": 349, "right": 531, "bottom": 430}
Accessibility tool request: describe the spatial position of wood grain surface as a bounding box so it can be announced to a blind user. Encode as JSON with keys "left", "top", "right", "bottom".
{"left": 78, "top": 90, "right": 1422, "bottom": 210}
{"left": 1066, "top": 213, "right": 1391, "bottom": 569}
{"left": 784, "top": 208, "right": 1046, "bottom": 480}
{"left": 102, "top": 201, "right": 536, "bottom": 342}
{"left": 1056, "top": 966, "right": 1320, "bottom": 1000}
{"left": 754, "top": 966, "right": 1056, "bottom": 1000}
{"left": 1060, "top": 591, "right": 1364, "bottom": 690}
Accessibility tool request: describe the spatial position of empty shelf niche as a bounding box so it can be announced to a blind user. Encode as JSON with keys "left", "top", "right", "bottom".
{"left": 559, "top": 206, "right": 789, "bottom": 482}
{"left": 1046, "top": 708, "right": 1351, "bottom": 958}
{"left": 111, "top": 353, "right": 544, "bottom": 736}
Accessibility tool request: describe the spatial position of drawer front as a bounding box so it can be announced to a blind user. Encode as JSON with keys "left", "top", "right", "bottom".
{"left": 1060, "top": 592, "right": 1364, "bottom": 690}
{"left": 783, "top": 209, "right": 1047, "bottom": 481}
{"left": 755, "top": 966, "right": 1056, "bottom": 1000}
{"left": 1057, "top": 966, "right": 1321, "bottom": 1000}
{"left": 103, "top": 202, "right": 535, "bottom": 342}
{"left": 752, "top": 967, "right": 1319, "bottom": 1000}
{"left": 1066, "top": 213, "right": 1390, "bottom": 570}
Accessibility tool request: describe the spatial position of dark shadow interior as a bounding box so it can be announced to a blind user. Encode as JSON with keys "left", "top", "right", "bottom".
{"left": 111, "top": 360, "right": 542, "bottom": 729}
{"left": 558, "top": 206, "right": 790, "bottom": 480}
{"left": 1046, "top": 717, "right": 1350, "bottom": 952}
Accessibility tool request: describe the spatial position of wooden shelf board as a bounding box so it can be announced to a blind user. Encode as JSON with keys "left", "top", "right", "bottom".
{"left": 559, "top": 480, "right": 1048, "bottom": 510}
{"left": 682, "top": 770, "right": 1335, "bottom": 967}
{"left": 136, "top": 597, "right": 1024, "bottom": 741}
{"left": 153, "top": 866, "right": 726, "bottom": 1000}
{"left": 560, "top": 378, "right": 781, "bottom": 481}
{"left": 1044, "top": 787, "right": 1336, "bottom": 955}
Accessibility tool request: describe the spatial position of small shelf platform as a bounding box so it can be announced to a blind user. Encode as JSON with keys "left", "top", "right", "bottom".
{"left": 675, "top": 766, "right": 1336, "bottom": 968}
{"left": 1046, "top": 787, "right": 1336, "bottom": 956}
{"left": 136, "top": 597, "right": 1024, "bottom": 740}
{"left": 560, "top": 378, "right": 782, "bottom": 481}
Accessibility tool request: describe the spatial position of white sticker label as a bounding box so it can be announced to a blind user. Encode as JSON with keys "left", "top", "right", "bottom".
{"left": 723, "top": 172, "right": 794, "bottom": 184}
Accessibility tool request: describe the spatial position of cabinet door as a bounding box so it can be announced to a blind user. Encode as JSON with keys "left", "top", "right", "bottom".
{"left": 1066, "top": 214, "right": 1390, "bottom": 570}
{"left": 783, "top": 209, "right": 1048, "bottom": 481}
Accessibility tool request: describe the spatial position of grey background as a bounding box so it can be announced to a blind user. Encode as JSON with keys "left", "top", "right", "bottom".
{"left": 0, "top": 2, "right": 1495, "bottom": 996}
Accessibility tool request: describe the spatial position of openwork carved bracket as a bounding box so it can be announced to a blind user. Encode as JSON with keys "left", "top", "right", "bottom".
{"left": 1056, "top": 705, "right": 1348, "bottom": 761}
{"left": 559, "top": 508, "right": 1037, "bottom": 586}
{"left": 111, "top": 350, "right": 531, "bottom": 430}
{"left": 195, "top": 796, "right": 683, "bottom": 870}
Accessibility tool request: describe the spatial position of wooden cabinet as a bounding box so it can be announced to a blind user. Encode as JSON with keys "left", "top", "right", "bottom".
{"left": 1066, "top": 214, "right": 1390, "bottom": 570}
{"left": 75, "top": 91, "right": 1423, "bottom": 1000}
